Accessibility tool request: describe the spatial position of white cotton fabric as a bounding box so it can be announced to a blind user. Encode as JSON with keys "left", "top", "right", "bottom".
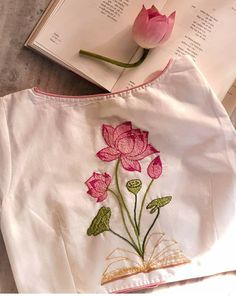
{"left": 0, "top": 55, "right": 235, "bottom": 293}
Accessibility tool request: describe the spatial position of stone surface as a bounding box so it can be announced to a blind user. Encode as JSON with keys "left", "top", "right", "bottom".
{"left": 0, "top": 0, "right": 104, "bottom": 97}
{"left": 0, "top": 232, "right": 17, "bottom": 292}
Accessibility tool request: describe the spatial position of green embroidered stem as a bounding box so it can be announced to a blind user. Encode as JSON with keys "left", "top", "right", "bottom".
{"left": 134, "top": 194, "right": 139, "bottom": 235}
{"left": 142, "top": 208, "right": 160, "bottom": 254}
{"left": 108, "top": 189, "right": 138, "bottom": 251}
{"left": 138, "top": 179, "right": 154, "bottom": 231}
{"left": 79, "top": 48, "right": 150, "bottom": 68}
{"left": 115, "top": 161, "right": 142, "bottom": 254}
{"left": 109, "top": 229, "right": 142, "bottom": 257}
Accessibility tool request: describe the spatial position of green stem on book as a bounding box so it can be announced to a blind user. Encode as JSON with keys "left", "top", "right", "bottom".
{"left": 142, "top": 208, "right": 160, "bottom": 254}
{"left": 134, "top": 193, "right": 139, "bottom": 235}
{"left": 109, "top": 229, "right": 142, "bottom": 257}
{"left": 115, "top": 161, "right": 143, "bottom": 256}
{"left": 138, "top": 179, "right": 154, "bottom": 231}
{"left": 79, "top": 48, "right": 150, "bottom": 68}
{"left": 108, "top": 188, "right": 138, "bottom": 250}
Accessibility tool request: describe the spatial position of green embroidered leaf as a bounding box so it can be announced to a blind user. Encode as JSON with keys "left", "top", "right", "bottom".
{"left": 146, "top": 196, "right": 172, "bottom": 214}
{"left": 126, "top": 179, "right": 142, "bottom": 195}
{"left": 150, "top": 205, "right": 158, "bottom": 214}
{"left": 87, "top": 207, "right": 111, "bottom": 236}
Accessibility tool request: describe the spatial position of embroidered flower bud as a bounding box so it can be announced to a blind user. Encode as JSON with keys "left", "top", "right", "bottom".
{"left": 85, "top": 172, "right": 111, "bottom": 202}
{"left": 126, "top": 179, "right": 142, "bottom": 195}
{"left": 147, "top": 155, "right": 162, "bottom": 179}
{"left": 132, "top": 5, "right": 176, "bottom": 49}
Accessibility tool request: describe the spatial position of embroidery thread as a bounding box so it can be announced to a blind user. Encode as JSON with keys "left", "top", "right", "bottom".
{"left": 86, "top": 121, "right": 190, "bottom": 284}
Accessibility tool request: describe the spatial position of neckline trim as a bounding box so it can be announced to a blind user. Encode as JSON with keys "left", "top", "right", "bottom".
{"left": 30, "top": 57, "right": 176, "bottom": 102}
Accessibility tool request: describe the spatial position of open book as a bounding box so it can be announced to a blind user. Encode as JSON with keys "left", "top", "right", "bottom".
{"left": 25, "top": 0, "right": 236, "bottom": 101}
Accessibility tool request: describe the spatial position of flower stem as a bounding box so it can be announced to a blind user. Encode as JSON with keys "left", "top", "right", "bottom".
{"left": 134, "top": 194, "right": 139, "bottom": 235}
{"left": 108, "top": 188, "right": 137, "bottom": 249}
{"left": 109, "top": 229, "right": 142, "bottom": 257}
{"left": 138, "top": 179, "right": 154, "bottom": 231}
{"left": 142, "top": 208, "right": 160, "bottom": 254}
{"left": 79, "top": 48, "right": 150, "bottom": 68}
{"left": 115, "top": 161, "right": 142, "bottom": 255}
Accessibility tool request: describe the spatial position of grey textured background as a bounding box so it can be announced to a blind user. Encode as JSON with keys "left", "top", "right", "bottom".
{"left": 0, "top": 0, "right": 104, "bottom": 292}
{"left": 0, "top": 0, "right": 104, "bottom": 97}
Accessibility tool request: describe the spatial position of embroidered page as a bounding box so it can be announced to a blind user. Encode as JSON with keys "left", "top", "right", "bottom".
{"left": 112, "top": 0, "right": 236, "bottom": 101}
{"left": 28, "top": 0, "right": 167, "bottom": 91}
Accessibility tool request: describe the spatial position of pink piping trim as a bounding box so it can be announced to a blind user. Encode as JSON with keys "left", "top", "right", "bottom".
{"left": 113, "top": 281, "right": 163, "bottom": 294}
{"left": 32, "top": 58, "right": 173, "bottom": 100}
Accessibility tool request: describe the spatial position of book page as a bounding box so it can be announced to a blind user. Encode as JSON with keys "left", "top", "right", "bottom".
{"left": 32, "top": 0, "right": 167, "bottom": 91}
{"left": 223, "top": 79, "right": 236, "bottom": 128}
{"left": 113, "top": 0, "right": 236, "bottom": 101}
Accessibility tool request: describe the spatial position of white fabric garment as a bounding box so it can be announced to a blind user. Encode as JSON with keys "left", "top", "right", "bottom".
{"left": 0, "top": 55, "right": 235, "bottom": 293}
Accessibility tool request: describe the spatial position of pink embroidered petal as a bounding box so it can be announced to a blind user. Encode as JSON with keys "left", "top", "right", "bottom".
{"left": 114, "top": 130, "right": 131, "bottom": 148}
{"left": 128, "top": 133, "right": 147, "bottom": 157}
{"left": 120, "top": 157, "right": 141, "bottom": 172}
{"left": 90, "top": 180, "right": 107, "bottom": 193}
{"left": 128, "top": 144, "right": 159, "bottom": 161}
{"left": 85, "top": 174, "right": 98, "bottom": 190}
{"left": 93, "top": 172, "right": 105, "bottom": 181}
{"left": 87, "top": 189, "right": 107, "bottom": 202}
{"left": 102, "top": 124, "right": 115, "bottom": 147}
{"left": 96, "top": 192, "right": 107, "bottom": 202}
{"left": 113, "top": 122, "right": 132, "bottom": 142}
{"left": 147, "top": 155, "right": 162, "bottom": 179}
{"left": 104, "top": 173, "right": 112, "bottom": 186}
{"left": 87, "top": 188, "right": 101, "bottom": 199}
{"left": 142, "top": 131, "right": 148, "bottom": 143}
{"left": 117, "top": 135, "right": 135, "bottom": 155}
{"left": 97, "top": 147, "right": 120, "bottom": 162}
{"left": 85, "top": 180, "right": 93, "bottom": 190}
{"left": 132, "top": 128, "right": 141, "bottom": 135}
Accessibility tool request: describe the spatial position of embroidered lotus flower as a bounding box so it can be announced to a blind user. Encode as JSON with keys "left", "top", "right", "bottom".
{"left": 132, "top": 5, "right": 176, "bottom": 49}
{"left": 86, "top": 172, "right": 111, "bottom": 202}
{"left": 147, "top": 155, "right": 162, "bottom": 179}
{"left": 97, "top": 122, "right": 158, "bottom": 172}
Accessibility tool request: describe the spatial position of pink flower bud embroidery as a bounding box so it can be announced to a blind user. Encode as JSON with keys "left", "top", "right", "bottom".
{"left": 132, "top": 5, "right": 176, "bottom": 49}
{"left": 147, "top": 155, "right": 162, "bottom": 179}
{"left": 85, "top": 172, "right": 111, "bottom": 202}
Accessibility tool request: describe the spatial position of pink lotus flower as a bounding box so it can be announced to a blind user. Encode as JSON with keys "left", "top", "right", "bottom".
{"left": 97, "top": 122, "right": 158, "bottom": 172}
{"left": 86, "top": 172, "right": 111, "bottom": 202}
{"left": 132, "top": 5, "right": 176, "bottom": 49}
{"left": 147, "top": 155, "right": 162, "bottom": 179}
